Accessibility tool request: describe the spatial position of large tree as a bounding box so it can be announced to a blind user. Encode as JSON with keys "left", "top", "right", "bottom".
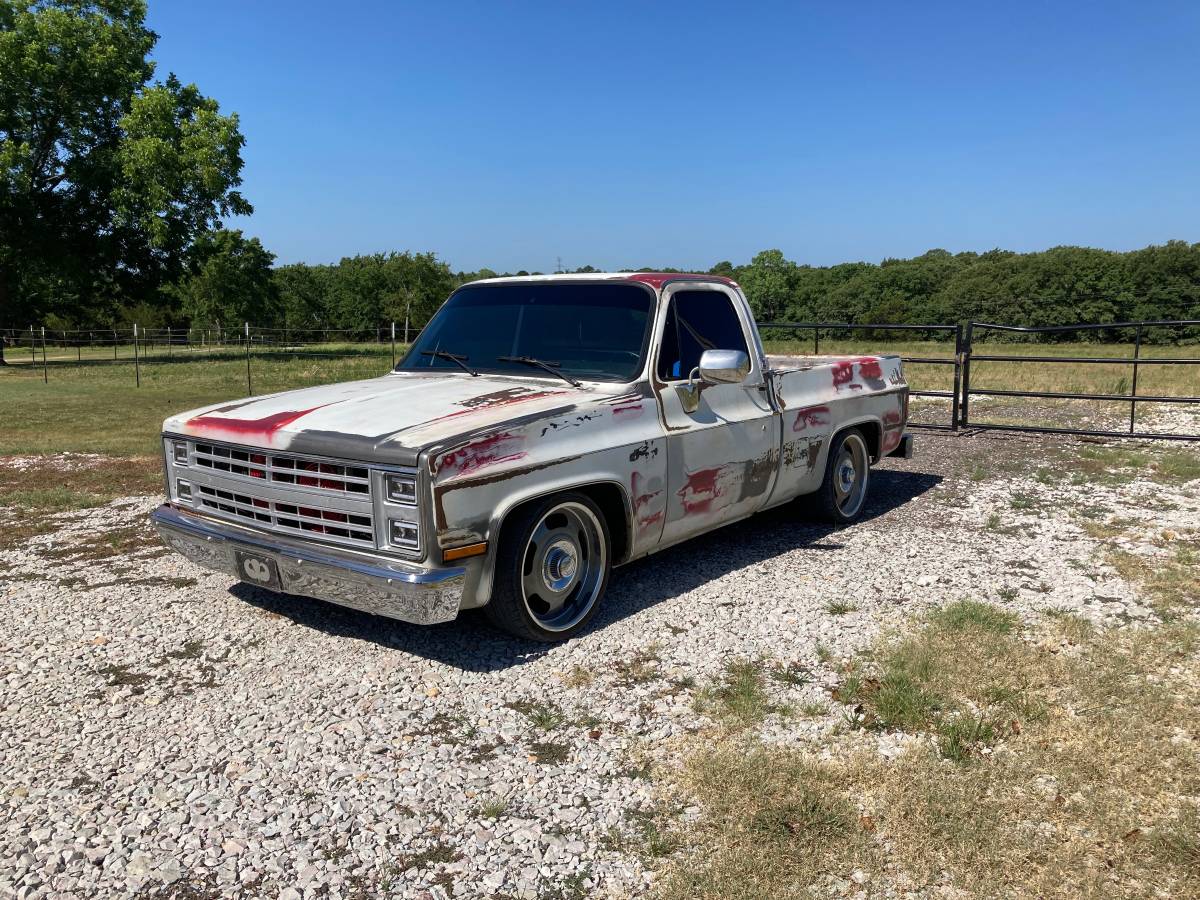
{"left": 172, "top": 228, "right": 276, "bottom": 329}
{"left": 0, "top": 0, "right": 250, "bottom": 359}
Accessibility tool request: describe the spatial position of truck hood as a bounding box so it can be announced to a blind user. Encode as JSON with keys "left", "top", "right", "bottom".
{"left": 163, "top": 372, "right": 598, "bottom": 466}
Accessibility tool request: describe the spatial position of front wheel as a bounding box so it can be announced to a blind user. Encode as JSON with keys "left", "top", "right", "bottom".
{"left": 810, "top": 429, "right": 871, "bottom": 524}
{"left": 484, "top": 492, "right": 611, "bottom": 641}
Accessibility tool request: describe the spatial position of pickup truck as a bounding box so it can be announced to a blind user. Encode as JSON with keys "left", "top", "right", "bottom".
{"left": 153, "top": 273, "right": 911, "bottom": 641}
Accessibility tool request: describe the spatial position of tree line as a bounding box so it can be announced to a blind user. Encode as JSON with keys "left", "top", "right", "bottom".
{"left": 3, "top": 1, "right": 1198, "bottom": 352}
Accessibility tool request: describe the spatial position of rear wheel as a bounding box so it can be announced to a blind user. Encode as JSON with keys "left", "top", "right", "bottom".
{"left": 810, "top": 429, "right": 871, "bottom": 523}
{"left": 485, "top": 492, "right": 611, "bottom": 641}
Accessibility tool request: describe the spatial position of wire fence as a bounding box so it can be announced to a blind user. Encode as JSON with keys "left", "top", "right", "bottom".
{"left": 4, "top": 318, "right": 1198, "bottom": 441}
{"left": 1, "top": 322, "right": 427, "bottom": 389}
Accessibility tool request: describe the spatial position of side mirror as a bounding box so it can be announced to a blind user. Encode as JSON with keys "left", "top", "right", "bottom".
{"left": 697, "top": 349, "right": 750, "bottom": 385}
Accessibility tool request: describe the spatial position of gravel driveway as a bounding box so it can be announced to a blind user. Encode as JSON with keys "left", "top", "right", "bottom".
{"left": 2, "top": 431, "right": 1196, "bottom": 899}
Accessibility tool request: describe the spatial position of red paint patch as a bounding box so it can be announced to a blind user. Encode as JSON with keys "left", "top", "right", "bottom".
{"left": 831, "top": 361, "right": 855, "bottom": 391}
{"left": 882, "top": 429, "right": 902, "bottom": 453}
{"left": 624, "top": 272, "right": 736, "bottom": 290}
{"left": 185, "top": 406, "right": 327, "bottom": 440}
{"left": 856, "top": 357, "right": 884, "bottom": 381}
{"left": 437, "top": 431, "right": 527, "bottom": 479}
{"left": 883, "top": 410, "right": 902, "bottom": 425}
{"left": 677, "top": 466, "right": 724, "bottom": 516}
{"left": 632, "top": 471, "right": 664, "bottom": 533}
{"left": 793, "top": 405, "right": 831, "bottom": 432}
{"left": 612, "top": 402, "right": 644, "bottom": 418}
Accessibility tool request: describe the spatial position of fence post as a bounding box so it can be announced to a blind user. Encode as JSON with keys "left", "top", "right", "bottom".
{"left": 167, "top": 326, "right": 172, "bottom": 357}
{"left": 113, "top": 327, "right": 118, "bottom": 361}
{"left": 959, "top": 322, "right": 973, "bottom": 428}
{"left": 950, "top": 324, "right": 962, "bottom": 432}
{"left": 133, "top": 324, "right": 141, "bottom": 387}
{"left": 1129, "top": 324, "right": 1143, "bottom": 434}
{"left": 41, "top": 326, "right": 48, "bottom": 383}
{"left": 404, "top": 300, "right": 410, "bottom": 345}
{"left": 391, "top": 321, "right": 396, "bottom": 368}
{"left": 245, "top": 321, "right": 252, "bottom": 396}
{"left": 29, "top": 325, "right": 35, "bottom": 364}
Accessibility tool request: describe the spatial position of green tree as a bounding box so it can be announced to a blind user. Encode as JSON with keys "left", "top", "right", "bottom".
{"left": 739, "top": 249, "right": 796, "bottom": 322}
{"left": 172, "top": 229, "right": 276, "bottom": 328}
{"left": 0, "top": 0, "right": 250, "bottom": 357}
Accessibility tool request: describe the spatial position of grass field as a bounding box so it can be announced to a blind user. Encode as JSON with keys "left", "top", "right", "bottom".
{"left": 2, "top": 339, "right": 1197, "bottom": 458}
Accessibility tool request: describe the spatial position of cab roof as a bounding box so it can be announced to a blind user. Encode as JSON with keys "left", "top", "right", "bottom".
{"left": 464, "top": 271, "right": 739, "bottom": 290}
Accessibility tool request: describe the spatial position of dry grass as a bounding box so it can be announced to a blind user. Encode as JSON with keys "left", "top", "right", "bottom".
{"left": 0, "top": 456, "right": 160, "bottom": 510}
{"left": 660, "top": 603, "right": 1200, "bottom": 899}
{"left": 0, "top": 456, "right": 161, "bottom": 555}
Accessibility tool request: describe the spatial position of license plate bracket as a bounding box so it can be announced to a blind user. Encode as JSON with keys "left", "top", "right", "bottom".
{"left": 234, "top": 550, "right": 281, "bottom": 590}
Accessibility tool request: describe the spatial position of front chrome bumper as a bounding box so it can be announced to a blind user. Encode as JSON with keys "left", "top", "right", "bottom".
{"left": 151, "top": 504, "right": 466, "bottom": 625}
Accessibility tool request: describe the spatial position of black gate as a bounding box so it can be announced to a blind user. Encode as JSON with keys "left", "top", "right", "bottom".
{"left": 960, "top": 320, "right": 1200, "bottom": 441}
{"left": 761, "top": 318, "right": 1200, "bottom": 442}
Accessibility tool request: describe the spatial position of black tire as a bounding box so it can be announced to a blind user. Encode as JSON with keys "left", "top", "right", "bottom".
{"left": 484, "top": 491, "right": 612, "bottom": 641}
{"left": 809, "top": 428, "right": 872, "bottom": 524}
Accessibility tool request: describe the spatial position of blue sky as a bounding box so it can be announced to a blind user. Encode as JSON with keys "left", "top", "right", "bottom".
{"left": 147, "top": 1, "right": 1200, "bottom": 272}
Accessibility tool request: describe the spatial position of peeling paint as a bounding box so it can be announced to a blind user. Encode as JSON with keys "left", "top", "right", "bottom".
{"left": 540, "top": 412, "right": 599, "bottom": 437}
{"left": 628, "top": 440, "right": 660, "bottom": 463}
{"left": 430, "top": 387, "right": 570, "bottom": 423}
{"left": 792, "top": 405, "right": 831, "bottom": 431}
{"left": 677, "top": 466, "right": 725, "bottom": 516}
{"left": 436, "top": 431, "right": 526, "bottom": 480}
{"left": 738, "top": 448, "right": 778, "bottom": 502}
{"left": 632, "top": 471, "right": 665, "bottom": 534}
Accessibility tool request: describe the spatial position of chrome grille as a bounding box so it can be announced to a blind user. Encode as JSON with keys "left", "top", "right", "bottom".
{"left": 173, "top": 438, "right": 387, "bottom": 552}
{"left": 193, "top": 443, "right": 370, "bottom": 496}
{"left": 195, "top": 484, "right": 375, "bottom": 546}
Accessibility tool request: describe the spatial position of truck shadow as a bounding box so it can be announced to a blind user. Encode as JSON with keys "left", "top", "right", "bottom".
{"left": 231, "top": 467, "right": 941, "bottom": 671}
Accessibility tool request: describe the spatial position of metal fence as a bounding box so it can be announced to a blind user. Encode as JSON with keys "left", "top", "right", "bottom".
{"left": 5, "top": 317, "right": 1199, "bottom": 442}
{"left": 960, "top": 320, "right": 1200, "bottom": 441}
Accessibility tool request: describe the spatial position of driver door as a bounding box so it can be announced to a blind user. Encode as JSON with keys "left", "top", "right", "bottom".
{"left": 654, "top": 285, "right": 779, "bottom": 546}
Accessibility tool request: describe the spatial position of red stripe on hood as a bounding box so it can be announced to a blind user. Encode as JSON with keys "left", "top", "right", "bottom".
{"left": 185, "top": 405, "right": 327, "bottom": 439}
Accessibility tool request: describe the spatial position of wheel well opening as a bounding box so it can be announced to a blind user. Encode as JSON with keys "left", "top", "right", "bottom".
{"left": 502, "top": 483, "right": 631, "bottom": 566}
{"left": 848, "top": 421, "right": 882, "bottom": 461}
{"left": 573, "top": 483, "right": 631, "bottom": 564}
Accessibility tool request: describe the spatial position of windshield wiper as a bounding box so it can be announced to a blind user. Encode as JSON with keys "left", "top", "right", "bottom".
{"left": 421, "top": 350, "right": 478, "bottom": 376}
{"left": 497, "top": 355, "right": 582, "bottom": 387}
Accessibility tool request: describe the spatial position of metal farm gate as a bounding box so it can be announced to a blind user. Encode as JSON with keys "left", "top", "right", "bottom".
{"left": 763, "top": 318, "right": 1200, "bottom": 442}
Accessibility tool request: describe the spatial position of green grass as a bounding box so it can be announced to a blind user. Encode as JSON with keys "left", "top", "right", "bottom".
{"left": 0, "top": 343, "right": 401, "bottom": 457}
{"left": 697, "top": 659, "right": 782, "bottom": 728}
{"left": 6, "top": 337, "right": 1198, "bottom": 459}
{"left": 663, "top": 612, "right": 1200, "bottom": 898}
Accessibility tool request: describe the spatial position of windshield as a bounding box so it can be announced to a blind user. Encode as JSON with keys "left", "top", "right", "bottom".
{"left": 397, "top": 282, "right": 655, "bottom": 382}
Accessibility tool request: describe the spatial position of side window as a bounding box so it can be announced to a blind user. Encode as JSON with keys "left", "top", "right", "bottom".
{"left": 656, "top": 290, "right": 750, "bottom": 381}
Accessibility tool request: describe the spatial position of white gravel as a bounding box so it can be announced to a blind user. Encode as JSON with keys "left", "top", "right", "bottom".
{"left": 1, "top": 431, "right": 1196, "bottom": 899}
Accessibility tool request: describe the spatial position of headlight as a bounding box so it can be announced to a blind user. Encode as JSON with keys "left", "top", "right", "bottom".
{"left": 172, "top": 441, "right": 189, "bottom": 465}
{"left": 177, "top": 479, "right": 193, "bottom": 502}
{"left": 384, "top": 473, "right": 417, "bottom": 505}
{"left": 389, "top": 519, "right": 420, "bottom": 549}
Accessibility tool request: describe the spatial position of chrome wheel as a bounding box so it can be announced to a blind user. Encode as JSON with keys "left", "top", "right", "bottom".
{"left": 519, "top": 501, "right": 607, "bottom": 633}
{"left": 833, "top": 432, "right": 869, "bottom": 518}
